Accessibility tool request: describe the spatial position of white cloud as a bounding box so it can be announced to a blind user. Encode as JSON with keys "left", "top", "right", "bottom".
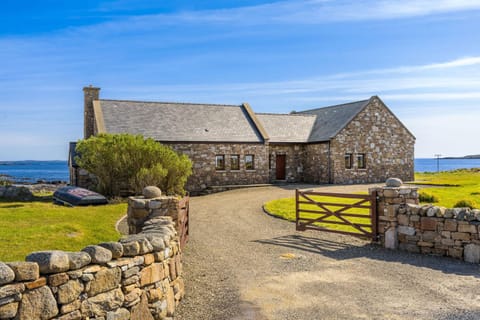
{"left": 106, "top": 56, "right": 480, "bottom": 104}
{"left": 157, "top": 0, "right": 480, "bottom": 25}
{"left": 53, "top": 0, "right": 480, "bottom": 37}
{"left": 330, "top": 56, "right": 480, "bottom": 79}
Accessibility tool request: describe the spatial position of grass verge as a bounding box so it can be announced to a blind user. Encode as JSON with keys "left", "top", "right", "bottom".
{"left": 0, "top": 195, "right": 127, "bottom": 261}
{"left": 415, "top": 169, "right": 480, "bottom": 208}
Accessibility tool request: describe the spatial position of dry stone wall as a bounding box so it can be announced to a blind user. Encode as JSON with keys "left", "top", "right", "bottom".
{"left": 0, "top": 193, "right": 184, "bottom": 320}
{"left": 372, "top": 181, "right": 480, "bottom": 263}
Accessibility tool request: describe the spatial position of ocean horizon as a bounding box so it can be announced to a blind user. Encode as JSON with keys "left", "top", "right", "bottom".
{"left": 0, "top": 160, "right": 69, "bottom": 183}
{"left": 1, "top": 158, "right": 480, "bottom": 184}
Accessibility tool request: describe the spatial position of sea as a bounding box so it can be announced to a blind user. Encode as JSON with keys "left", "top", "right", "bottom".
{"left": 414, "top": 158, "right": 480, "bottom": 173}
{"left": 0, "top": 160, "right": 69, "bottom": 183}
{"left": 0, "top": 158, "right": 480, "bottom": 184}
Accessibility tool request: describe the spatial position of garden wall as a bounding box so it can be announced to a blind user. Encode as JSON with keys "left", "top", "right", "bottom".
{"left": 372, "top": 182, "right": 480, "bottom": 263}
{"left": 0, "top": 192, "right": 184, "bottom": 320}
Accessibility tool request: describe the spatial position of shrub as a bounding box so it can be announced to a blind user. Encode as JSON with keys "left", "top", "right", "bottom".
{"left": 453, "top": 199, "right": 477, "bottom": 209}
{"left": 418, "top": 191, "right": 438, "bottom": 203}
{"left": 75, "top": 134, "right": 192, "bottom": 197}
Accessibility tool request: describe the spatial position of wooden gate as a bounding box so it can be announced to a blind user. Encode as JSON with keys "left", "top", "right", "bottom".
{"left": 295, "top": 189, "right": 378, "bottom": 240}
{"left": 178, "top": 195, "right": 190, "bottom": 250}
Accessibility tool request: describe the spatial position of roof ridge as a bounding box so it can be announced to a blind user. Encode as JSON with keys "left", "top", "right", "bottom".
{"left": 297, "top": 98, "right": 370, "bottom": 113}
{"left": 99, "top": 98, "right": 240, "bottom": 107}
{"left": 256, "top": 112, "right": 316, "bottom": 117}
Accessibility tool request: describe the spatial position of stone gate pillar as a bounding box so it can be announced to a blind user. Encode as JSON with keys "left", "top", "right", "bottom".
{"left": 126, "top": 187, "right": 180, "bottom": 234}
{"left": 370, "top": 178, "right": 419, "bottom": 249}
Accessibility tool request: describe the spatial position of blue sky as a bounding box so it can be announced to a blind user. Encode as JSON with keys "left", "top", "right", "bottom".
{"left": 1, "top": 0, "right": 480, "bottom": 160}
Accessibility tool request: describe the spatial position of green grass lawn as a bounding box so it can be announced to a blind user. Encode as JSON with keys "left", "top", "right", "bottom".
{"left": 0, "top": 195, "right": 127, "bottom": 261}
{"left": 265, "top": 169, "right": 480, "bottom": 235}
{"left": 415, "top": 169, "right": 480, "bottom": 208}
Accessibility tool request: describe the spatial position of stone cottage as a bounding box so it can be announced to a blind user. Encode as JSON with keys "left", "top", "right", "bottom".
{"left": 69, "top": 86, "right": 415, "bottom": 193}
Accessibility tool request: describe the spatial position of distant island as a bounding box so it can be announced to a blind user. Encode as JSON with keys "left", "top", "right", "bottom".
{"left": 442, "top": 154, "right": 480, "bottom": 159}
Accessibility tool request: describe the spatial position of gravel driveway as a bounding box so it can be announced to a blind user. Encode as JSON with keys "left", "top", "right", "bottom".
{"left": 175, "top": 184, "right": 480, "bottom": 320}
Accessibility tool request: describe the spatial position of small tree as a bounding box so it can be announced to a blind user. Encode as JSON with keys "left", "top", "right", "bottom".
{"left": 75, "top": 134, "right": 192, "bottom": 196}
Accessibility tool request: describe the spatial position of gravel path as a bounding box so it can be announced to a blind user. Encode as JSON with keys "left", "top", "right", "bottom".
{"left": 174, "top": 184, "right": 480, "bottom": 320}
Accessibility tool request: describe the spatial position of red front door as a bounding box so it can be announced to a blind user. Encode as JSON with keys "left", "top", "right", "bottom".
{"left": 276, "top": 155, "right": 286, "bottom": 180}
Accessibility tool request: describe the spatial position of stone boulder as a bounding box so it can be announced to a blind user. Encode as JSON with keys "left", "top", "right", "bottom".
{"left": 81, "top": 288, "right": 124, "bottom": 318}
{"left": 464, "top": 244, "right": 480, "bottom": 264}
{"left": 16, "top": 286, "right": 59, "bottom": 319}
{"left": 26, "top": 251, "right": 70, "bottom": 274}
{"left": 143, "top": 186, "right": 162, "bottom": 199}
{"left": 82, "top": 245, "right": 113, "bottom": 264}
{"left": 6, "top": 262, "right": 39, "bottom": 281}
{"left": 98, "top": 242, "right": 124, "bottom": 259}
{"left": 0, "top": 262, "right": 15, "bottom": 285}
{"left": 0, "top": 186, "right": 34, "bottom": 201}
{"left": 0, "top": 302, "right": 18, "bottom": 319}
{"left": 67, "top": 251, "right": 92, "bottom": 270}
{"left": 57, "top": 279, "right": 84, "bottom": 304}
{"left": 385, "top": 178, "right": 403, "bottom": 187}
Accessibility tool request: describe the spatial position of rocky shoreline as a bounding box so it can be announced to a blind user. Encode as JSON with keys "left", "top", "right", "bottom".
{"left": 0, "top": 183, "right": 67, "bottom": 200}
{"left": 17, "top": 183, "right": 67, "bottom": 194}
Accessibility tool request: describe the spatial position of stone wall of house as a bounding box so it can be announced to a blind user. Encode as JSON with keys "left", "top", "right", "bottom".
{"left": 268, "top": 144, "right": 305, "bottom": 182}
{"left": 330, "top": 97, "right": 415, "bottom": 184}
{"left": 372, "top": 181, "right": 480, "bottom": 264}
{"left": 166, "top": 142, "right": 269, "bottom": 193}
{"left": 303, "top": 143, "right": 331, "bottom": 184}
{"left": 70, "top": 167, "right": 97, "bottom": 191}
{"left": 0, "top": 192, "right": 184, "bottom": 320}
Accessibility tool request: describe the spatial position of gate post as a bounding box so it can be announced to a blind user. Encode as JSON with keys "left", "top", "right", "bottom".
{"left": 369, "top": 179, "right": 419, "bottom": 249}
{"left": 295, "top": 189, "right": 300, "bottom": 231}
{"left": 370, "top": 190, "right": 379, "bottom": 241}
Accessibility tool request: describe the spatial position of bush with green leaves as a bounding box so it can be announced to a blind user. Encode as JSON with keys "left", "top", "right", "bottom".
{"left": 418, "top": 191, "right": 438, "bottom": 203}
{"left": 75, "top": 134, "right": 192, "bottom": 196}
{"left": 453, "top": 199, "right": 477, "bottom": 209}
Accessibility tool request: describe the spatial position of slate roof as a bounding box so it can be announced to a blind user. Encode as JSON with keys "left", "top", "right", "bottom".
{"left": 94, "top": 97, "right": 374, "bottom": 144}
{"left": 98, "top": 100, "right": 264, "bottom": 143}
{"left": 298, "top": 99, "right": 370, "bottom": 142}
{"left": 256, "top": 113, "right": 316, "bottom": 143}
